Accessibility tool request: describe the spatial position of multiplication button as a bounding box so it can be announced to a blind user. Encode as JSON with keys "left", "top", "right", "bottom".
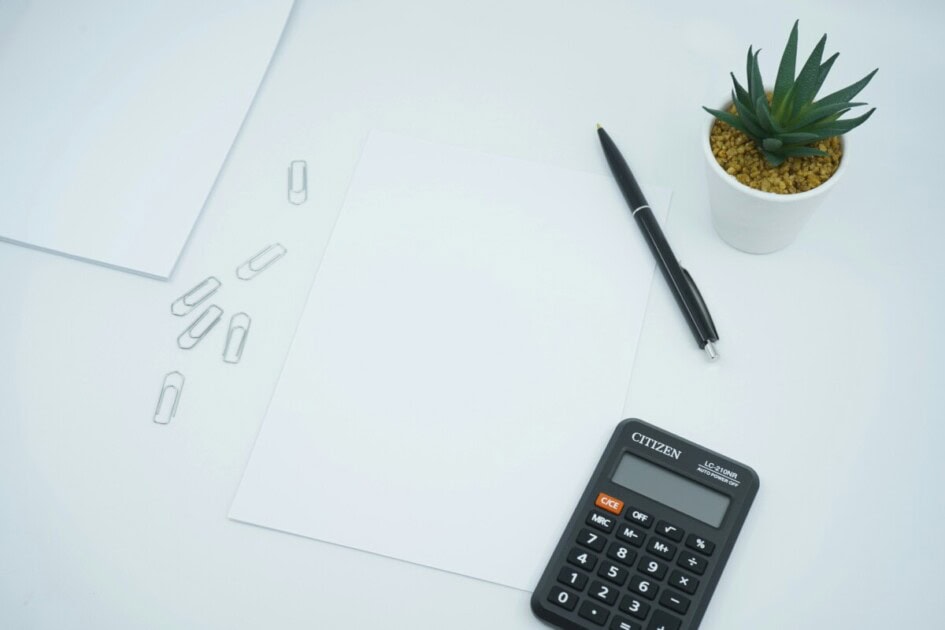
{"left": 668, "top": 570, "right": 698, "bottom": 595}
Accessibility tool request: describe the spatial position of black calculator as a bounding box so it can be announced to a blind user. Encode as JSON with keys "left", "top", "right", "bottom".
{"left": 531, "top": 419, "right": 759, "bottom": 630}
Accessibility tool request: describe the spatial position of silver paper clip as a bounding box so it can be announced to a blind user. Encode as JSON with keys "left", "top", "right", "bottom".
{"left": 288, "top": 160, "right": 308, "bottom": 205}
{"left": 154, "top": 371, "right": 185, "bottom": 424}
{"left": 236, "top": 243, "right": 287, "bottom": 280}
{"left": 170, "top": 276, "right": 221, "bottom": 316}
{"left": 177, "top": 304, "right": 223, "bottom": 349}
{"left": 223, "top": 312, "right": 251, "bottom": 364}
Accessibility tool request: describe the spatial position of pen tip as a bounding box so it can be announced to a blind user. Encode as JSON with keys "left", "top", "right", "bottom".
{"left": 596, "top": 123, "right": 602, "bottom": 130}
{"left": 704, "top": 341, "right": 719, "bottom": 361}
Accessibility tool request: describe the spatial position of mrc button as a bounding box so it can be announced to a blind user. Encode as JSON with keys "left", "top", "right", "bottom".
{"left": 586, "top": 510, "right": 616, "bottom": 533}
{"left": 595, "top": 492, "right": 624, "bottom": 515}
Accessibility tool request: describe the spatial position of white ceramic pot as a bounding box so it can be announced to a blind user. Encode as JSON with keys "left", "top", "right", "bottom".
{"left": 703, "top": 106, "right": 848, "bottom": 254}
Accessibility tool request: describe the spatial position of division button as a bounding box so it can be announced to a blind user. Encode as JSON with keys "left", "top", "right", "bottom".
{"left": 677, "top": 552, "right": 708, "bottom": 576}
{"left": 547, "top": 585, "right": 578, "bottom": 611}
{"left": 579, "top": 600, "right": 610, "bottom": 626}
{"left": 685, "top": 534, "right": 716, "bottom": 556}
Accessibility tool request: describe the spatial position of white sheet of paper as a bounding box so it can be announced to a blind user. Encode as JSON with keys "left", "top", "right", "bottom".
{"left": 0, "top": 0, "right": 294, "bottom": 278}
{"left": 230, "top": 131, "right": 671, "bottom": 590}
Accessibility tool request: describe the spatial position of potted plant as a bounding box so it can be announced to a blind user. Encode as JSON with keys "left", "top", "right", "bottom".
{"left": 703, "top": 21, "right": 877, "bottom": 253}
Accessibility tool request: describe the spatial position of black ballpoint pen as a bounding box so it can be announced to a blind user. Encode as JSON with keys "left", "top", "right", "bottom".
{"left": 596, "top": 124, "right": 720, "bottom": 360}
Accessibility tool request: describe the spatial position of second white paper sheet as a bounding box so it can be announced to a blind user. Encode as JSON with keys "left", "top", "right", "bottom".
{"left": 230, "top": 131, "right": 670, "bottom": 591}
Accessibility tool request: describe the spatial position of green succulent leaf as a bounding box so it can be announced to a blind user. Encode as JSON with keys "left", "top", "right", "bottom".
{"left": 703, "top": 107, "right": 751, "bottom": 136}
{"left": 789, "top": 101, "right": 867, "bottom": 130}
{"left": 812, "top": 52, "right": 839, "bottom": 99}
{"left": 731, "top": 94, "right": 766, "bottom": 138}
{"left": 730, "top": 72, "right": 752, "bottom": 108}
{"left": 791, "top": 33, "right": 827, "bottom": 118}
{"left": 762, "top": 138, "right": 784, "bottom": 151}
{"left": 811, "top": 107, "right": 876, "bottom": 134}
{"left": 762, "top": 150, "right": 787, "bottom": 166}
{"left": 756, "top": 97, "right": 783, "bottom": 134}
{"left": 747, "top": 47, "right": 764, "bottom": 103}
{"left": 780, "top": 146, "right": 829, "bottom": 158}
{"left": 772, "top": 20, "right": 799, "bottom": 116}
{"left": 814, "top": 68, "right": 878, "bottom": 108}
{"left": 775, "top": 131, "right": 821, "bottom": 144}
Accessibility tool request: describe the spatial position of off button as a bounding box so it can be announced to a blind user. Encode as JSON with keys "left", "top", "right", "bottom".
{"left": 595, "top": 492, "right": 624, "bottom": 516}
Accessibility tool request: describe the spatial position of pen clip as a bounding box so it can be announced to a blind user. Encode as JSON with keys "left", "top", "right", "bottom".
{"left": 680, "top": 267, "right": 718, "bottom": 343}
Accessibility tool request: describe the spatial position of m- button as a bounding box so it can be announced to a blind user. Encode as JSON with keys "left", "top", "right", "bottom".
{"left": 595, "top": 492, "right": 625, "bottom": 515}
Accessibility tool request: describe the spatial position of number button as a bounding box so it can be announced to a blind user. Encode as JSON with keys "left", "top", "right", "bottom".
{"left": 557, "top": 567, "right": 588, "bottom": 591}
{"left": 646, "top": 537, "right": 677, "bottom": 561}
{"left": 659, "top": 589, "right": 691, "bottom": 615}
{"left": 626, "top": 507, "right": 653, "bottom": 528}
{"left": 655, "top": 520, "right": 684, "bottom": 542}
{"left": 610, "top": 616, "right": 643, "bottom": 630}
{"left": 547, "top": 586, "right": 578, "bottom": 612}
{"left": 618, "top": 594, "right": 651, "bottom": 620}
{"left": 579, "top": 600, "right": 610, "bottom": 626}
{"left": 646, "top": 609, "right": 681, "bottom": 630}
{"left": 638, "top": 555, "right": 668, "bottom": 580}
{"left": 628, "top": 575, "right": 659, "bottom": 600}
{"left": 578, "top": 527, "right": 607, "bottom": 552}
{"left": 685, "top": 533, "right": 715, "bottom": 556}
{"left": 568, "top": 547, "right": 599, "bottom": 571}
{"left": 597, "top": 561, "right": 629, "bottom": 586}
{"left": 668, "top": 570, "right": 698, "bottom": 595}
{"left": 616, "top": 524, "right": 645, "bottom": 547}
{"left": 587, "top": 510, "right": 616, "bottom": 533}
{"left": 607, "top": 542, "right": 637, "bottom": 567}
{"left": 677, "top": 551, "right": 708, "bottom": 576}
{"left": 589, "top": 580, "right": 619, "bottom": 605}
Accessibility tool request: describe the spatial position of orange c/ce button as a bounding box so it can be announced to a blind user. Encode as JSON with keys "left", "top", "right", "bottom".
{"left": 595, "top": 492, "right": 624, "bottom": 515}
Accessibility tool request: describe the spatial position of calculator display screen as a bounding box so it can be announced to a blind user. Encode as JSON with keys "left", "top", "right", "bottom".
{"left": 612, "top": 453, "right": 730, "bottom": 527}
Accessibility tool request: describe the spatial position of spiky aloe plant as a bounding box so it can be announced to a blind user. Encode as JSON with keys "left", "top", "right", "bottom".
{"left": 704, "top": 21, "right": 877, "bottom": 166}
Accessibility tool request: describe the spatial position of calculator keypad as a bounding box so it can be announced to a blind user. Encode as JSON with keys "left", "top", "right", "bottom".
{"left": 547, "top": 496, "right": 720, "bottom": 629}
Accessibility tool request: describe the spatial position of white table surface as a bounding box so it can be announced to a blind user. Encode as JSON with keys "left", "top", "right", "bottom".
{"left": 2, "top": 1, "right": 943, "bottom": 628}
